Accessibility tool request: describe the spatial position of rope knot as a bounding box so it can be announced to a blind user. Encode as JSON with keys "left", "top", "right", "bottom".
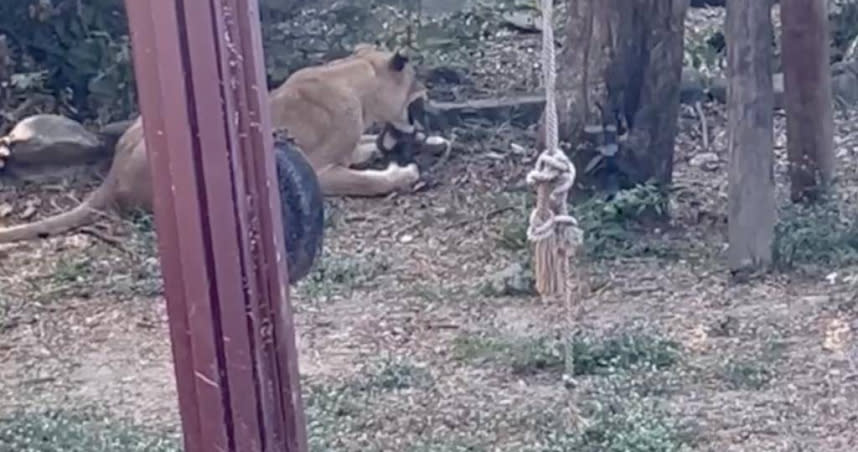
{"left": 526, "top": 147, "right": 583, "bottom": 247}
{"left": 526, "top": 148, "right": 576, "bottom": 200}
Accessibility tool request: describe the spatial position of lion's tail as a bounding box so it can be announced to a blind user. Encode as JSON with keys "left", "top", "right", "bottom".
{"left": 0, "top": 179, "right": 117, "bottom": 244}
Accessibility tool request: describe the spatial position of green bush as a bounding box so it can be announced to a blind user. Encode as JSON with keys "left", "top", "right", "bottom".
{"left": 0, "top": 0, "right": 134, "bottom": 123}
{"left": 773, "top": 196, "right": 858, "bottom": 270}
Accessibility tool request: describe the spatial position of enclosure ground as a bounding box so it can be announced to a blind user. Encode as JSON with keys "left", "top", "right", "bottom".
{"left": 2, "top": 102, "right": 858, "bottom": 451}
{"left": 3, "top": 5, "right": 858, "bottom": 451}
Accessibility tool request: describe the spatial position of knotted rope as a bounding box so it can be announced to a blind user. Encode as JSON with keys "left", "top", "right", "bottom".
{"left": 526, "top": 3, "right": 585, "bottom": 420}
{"left": 526, "top": 0, "right": 583, "bottom": 299}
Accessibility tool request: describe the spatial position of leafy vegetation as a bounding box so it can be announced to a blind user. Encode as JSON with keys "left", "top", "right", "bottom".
{"left": 0, "top": 0, "right": 133, "bottom": 123}
{"left": 573, "top": 183, "right": 676, "bottom": 260}
{"left": 296, "top": 247, "right": 392, "bottom": 300}
{"left": 773, "top": 195, "right": 858, "bottom": 271}
{"left": 0, "top": 408, "right": 180, "bottom": 452}
{"left": 496, "top": 182, "right": 677, "bottom": 261}
{"left": 452, "top": 330, "right": 681, "bottom": 377}
{"left": 720, "top": 360, "right": 774, "bottom": 390}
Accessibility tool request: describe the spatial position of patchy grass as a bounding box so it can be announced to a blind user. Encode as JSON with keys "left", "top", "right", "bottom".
{"left": 21, "top": 212, "right": 162, "bottom": 303}
{"left": 406, "top": 281, "right": 467, "bottom": 305}
{"left": 571, "top": 333, "right": 681, "bottom": 376}
{"left": 354, "top": 356, "right": 434, "bottom": 392}
{"left": 0, "top": 294, "right": 13, "bottom": 333}
{"left": 719, "top": 360, "right": 774, "bottom": 391}
{"left": 574, "top": 184, "right": 680, "bottom": 261}
{"left": 304, "top": 381, "right": 365, "bottom": 451}
{"left": 495, "top": 184, "right": 681, "bottom": 261}
{"left": 296, "top": 247, "right": 392, "bottom": 300}
{"left": 569, "top": 389, "right": 695, "bottom": 452}
{"left": 0, "top": 408, "right": 180, "bottom": 452}
{"left": 303, "top": 355, "right": 692, "bottom": 452}
{"left": 304, "top": 358, "right": 433, "bottom": 451}
{"left": 773, "top": 196, "right": 858, "bottom": 271}
{"left": 452, "top": 331, "right": 681, "bottom": 377}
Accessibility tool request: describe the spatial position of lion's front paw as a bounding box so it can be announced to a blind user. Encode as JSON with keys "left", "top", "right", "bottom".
{"left": 398, "top": 163, "right": 420, "bottom": 187}
{"left": 385, "top": 162, "right": 420, "bottom": 189}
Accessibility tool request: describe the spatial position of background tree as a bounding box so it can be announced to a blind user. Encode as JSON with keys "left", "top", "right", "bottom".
{"left": 726, "top": 0, "right": 777, "bottom": 274}
{"left": 780, "top": 0, "right": 835, "bottom": 203}
{"left": 547, "top": 0, "right": 689, "bottom": 197}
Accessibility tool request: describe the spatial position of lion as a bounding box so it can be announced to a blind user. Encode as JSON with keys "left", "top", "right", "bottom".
{"left": 0, "top": 44, "right": 432, "bottom": 244}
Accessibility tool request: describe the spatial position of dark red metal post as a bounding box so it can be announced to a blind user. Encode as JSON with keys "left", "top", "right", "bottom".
{"left": 124, "top": 1, "right": 308, "bottom": 451}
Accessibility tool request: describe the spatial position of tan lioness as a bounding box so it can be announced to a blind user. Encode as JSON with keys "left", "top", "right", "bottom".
{"left": 0, "top": 44, "right": 429, "bottom": 243}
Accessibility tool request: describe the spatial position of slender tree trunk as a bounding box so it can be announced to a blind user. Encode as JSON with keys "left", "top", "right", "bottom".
{"left": 0, "top": 35, "right": 9, "bottom": 108}
{"left": 780, "top": 0, "right": 834, "bottom": 203}
{"left": 548, "top": 0, "right": 689, "bottom": 194}
{"left": 727, "top": 0, "right": 777, "bottom": 273}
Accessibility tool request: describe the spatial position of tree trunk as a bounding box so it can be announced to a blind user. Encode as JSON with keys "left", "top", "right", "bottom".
{"left": 780, "top": 0, "right": 835, "bottom": 203}
{"left": 727, "top": 0, "right": 777, "bottom": 274}
{"left": 547, "top": 0, "right": 689, "bottom": 194}
{"left": 0, "top": 35, "right": 9, "bottom": 109}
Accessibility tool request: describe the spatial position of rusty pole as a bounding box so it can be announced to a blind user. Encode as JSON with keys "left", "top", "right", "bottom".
{"left": 123, "top": 1, "right": 308, "bottom": 451}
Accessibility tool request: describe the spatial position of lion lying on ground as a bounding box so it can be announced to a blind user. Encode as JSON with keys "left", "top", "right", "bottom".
{"left": 0, "top": 44, "right": 433, "bottom": 244}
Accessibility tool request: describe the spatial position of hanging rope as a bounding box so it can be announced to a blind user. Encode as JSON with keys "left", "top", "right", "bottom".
{"left": 526, "top": 2, "right": 586, "bottom": 426}
{"left": 526, "top": 0, "right": 583, "bottom": 299}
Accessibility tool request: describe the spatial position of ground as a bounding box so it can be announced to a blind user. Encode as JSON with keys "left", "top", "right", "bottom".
{"left": 2, "top": 6, "right": 858, "bottom": 452}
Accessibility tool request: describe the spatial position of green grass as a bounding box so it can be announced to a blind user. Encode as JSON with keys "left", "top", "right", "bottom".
{"left": 20, "top": 211, "right": 163, "bottom": 303}
{"left": 0, "top": 408, "right": 180, "bottom": 452}
{"left": 296, "top": 247, "right": 392, "bottom": 300}
{"left": 353, "top": 357, "right": 434, "bottom": 392}
{"left": 496, "top": 183, "right": 679, "bottom": 262}
{"left": 560, "top": 393, "right": 694, "bottom": 452}
{"left": 301, "top": 340, "right": 692, "bottom": 450}
{"left": 303, "top": 357, "right": 432, "bottom": 451}
{"left": 452, "top": 331, "right": 681, "bottom": 377}
{"left": 719, "top": 360, "right": 773, "bottom": 391}
{"left": 773, "top": 196, "right": 858, "bottom": 271}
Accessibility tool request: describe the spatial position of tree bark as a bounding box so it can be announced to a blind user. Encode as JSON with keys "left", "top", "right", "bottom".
{"left": 727, "top": 0, "right": 777, "bottom": 273}
{"left": 548, "top": 0, "right": 689, "bottom": 194}
{"left": 0, "top": 35, "right": 9, "bottom": 108}
{"left": 780, "top": 0, "right": 835, "bottom": 203}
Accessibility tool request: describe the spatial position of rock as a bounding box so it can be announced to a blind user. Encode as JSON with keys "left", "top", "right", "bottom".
{"left": 708, "top": 77, "right": 727, "bottom": 104}
{"left": 502, "top": 11, "right": 541, "bottom": 33}
{"left": 1, "top": 114, "right": 111, "bottom": 182}
{"left": 689, "top": 152, "right": 720, "bottom": 171}
{"left": 709, "top": 73, "right": 784, "bottom": 109}
{"left": 482, "top": 262, "right": 535, "bottom": 297}
{"left": 832, "top": 70, "right": 858, "bottom": 108}
{"left": 680, "top": 67, "right": 707, "bottom": 104}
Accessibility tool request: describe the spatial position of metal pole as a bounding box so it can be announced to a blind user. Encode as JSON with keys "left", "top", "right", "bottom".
{"left": 124, "top": 1, "right": 309, "bottom": 450}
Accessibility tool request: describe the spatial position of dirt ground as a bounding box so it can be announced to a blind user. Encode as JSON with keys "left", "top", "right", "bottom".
{"left": 3, "top": 7, "right": 858, "bottom": 452}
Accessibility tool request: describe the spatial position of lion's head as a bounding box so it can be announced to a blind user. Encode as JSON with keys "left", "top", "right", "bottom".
{"left": 349, "top": 44, "right": 428, "bottom": 131}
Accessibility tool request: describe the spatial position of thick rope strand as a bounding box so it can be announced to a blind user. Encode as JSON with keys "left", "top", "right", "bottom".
{"left": 542, "top": 0, "right": 559, "bottom": 158}
{"left": 526, "top": 0, "right": 581, "bottom": 297}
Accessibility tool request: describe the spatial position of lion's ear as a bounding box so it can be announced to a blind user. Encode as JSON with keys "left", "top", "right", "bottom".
{"left": 390, "top": 50, "right": 409, "bottom": 72}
